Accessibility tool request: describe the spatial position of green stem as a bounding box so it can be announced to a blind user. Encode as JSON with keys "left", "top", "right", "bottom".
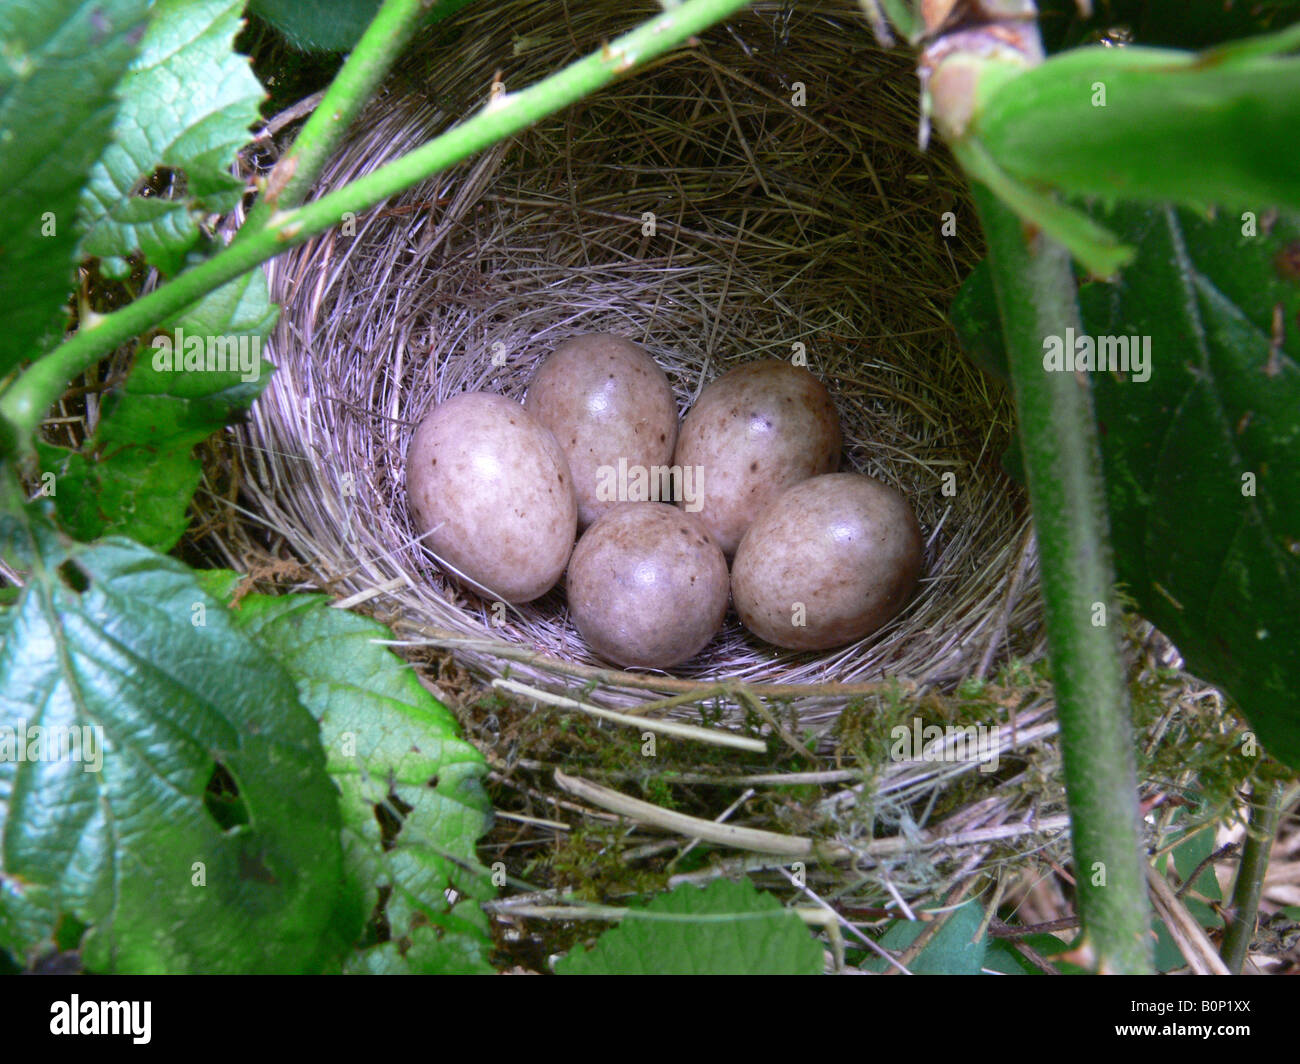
{"left": 1220, "top": 781, "right": 1283, "bottom": 974}
{"left": 246, "top": 0, "right": 471, "bottom": 223}
{"left": 868, "top": 0, "right": 920, "bottom": 43}
{"left": 972, "top": 185, "right": 1153, "bottom": 974}
{"left": 0, "top": 0, "right": 751, "bottom": 454}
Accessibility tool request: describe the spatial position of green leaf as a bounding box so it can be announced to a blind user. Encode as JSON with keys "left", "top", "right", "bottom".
{"left": 247, "top": 0, "right": 475, "bottom": 54}
{"left": 556, "top": 878, "right": 823, "bottom": 975}
{"left": 1165, "top": 819, "right": 1226, "bottom": 932}
{"left": 983, "top": 932, "right": 1070, "bottom": 975}
{"left": 948, "top": 25, "right": 1300, "bottom": 274}
{"left": 0, "top": 513, "right": 347, "bottom": 973}
{"left": 952, "top": 205, "right": 1300, "bottom": 768}
{"left": 953, "top": 136, "right": 1135, "bottom": 279}
{"left": 948, "top": 260, "right": 1025, "bottom": 482}
{"left": 194, "top": 567, "right": 242, "bottom": 601}
{"left": 201, "top": 581, "right": 494, "bottom": 974}
{"left": 0, "top": 1, "right": 149, "bottom": 377}
{"left": 879, "top": 0, "right": 923, "bottom": 43}
{"left": 860, "top": 900, "right": 988, "bottom": 974}
{"left": 1153, "top": 919, "right": 1188, "bottom": 972}
{"left": 975, "top": 35, "right": 1300, "bottom": 220}
{"left": 983, "top": 938, "right": 1036, "bottom": 974}
{"left": 950, "top": 260, "right": 1009, "bottom": 386}
{"left": 36, "top": 269, "right": 277, "bottom": 551}
{"left": 248, "top": 0, "right": 383, "bottom": 52}
{"left": 1170, "top": 823, "right": 1225, "bottom": 905}
{"left": 77, "top": 0, "right": 264, "bottom": 276}
{"left": 1080, "top": 204, "right": 1300, "bottom": 768}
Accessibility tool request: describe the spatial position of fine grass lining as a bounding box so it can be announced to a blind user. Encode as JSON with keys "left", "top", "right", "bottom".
{"left": 209, "top": 0, "right": 1038, "bottom": 727}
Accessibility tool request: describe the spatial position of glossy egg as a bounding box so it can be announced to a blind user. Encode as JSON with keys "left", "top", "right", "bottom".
{"left": 672, "top": 359, "right": 841, "bottom": 554}
{"left": 566, "top": 503, "right": 728, "bottom": 668}
{"left": 525, "top": 333, "right": 678, "bottom": 527}
{"left": 405, "top": 391, "right": 577, "bottom": 603}
{"left": 731, "top": 473, "right": 922, "bottom": 650}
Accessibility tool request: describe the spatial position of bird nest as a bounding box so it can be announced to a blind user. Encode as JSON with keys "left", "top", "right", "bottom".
{"left": 186, "top": 2, "right": 1269, "bottom": 950}
{"left": 210, "top": 0, "right": 1045, "bottom": 733}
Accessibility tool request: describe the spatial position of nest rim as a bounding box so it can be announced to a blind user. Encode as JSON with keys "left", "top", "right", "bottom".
{"left": 214, "top": 0, "right": 1043, "bottom": 726}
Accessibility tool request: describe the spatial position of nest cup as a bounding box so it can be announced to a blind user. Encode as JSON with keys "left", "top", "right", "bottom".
{"left": 226, "top": 0, "right": 1043, "bottom": 726}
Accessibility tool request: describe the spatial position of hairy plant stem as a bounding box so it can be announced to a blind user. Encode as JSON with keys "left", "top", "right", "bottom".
{"left": 0, "top": 0, "right": 751, "bottom": 457}
{"left": 1220, "top": 781, "right": 1283, "bottom": 973}
{"left": 972, "top": 184, "right": 1153, "bottom": 973}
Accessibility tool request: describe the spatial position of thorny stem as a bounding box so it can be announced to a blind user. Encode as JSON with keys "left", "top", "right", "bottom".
{"left": 0, "top": 0, "right": 751, "bottom": 458}
{"left": 907, "top": 0, "right": 1153, "bottom": 973}
{"left": 1220, "top": 782, "right": 1283, "bottom": 973}
{"left": 243, "top": 0, "right": 472, "bottom": 226}
{"left": 973, "top": 185, "right": 1152, "bottom": 973}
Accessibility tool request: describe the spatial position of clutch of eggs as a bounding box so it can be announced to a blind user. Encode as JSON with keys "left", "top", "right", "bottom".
{"left": 404, "top": 333, "right": 923, "bottom": 667}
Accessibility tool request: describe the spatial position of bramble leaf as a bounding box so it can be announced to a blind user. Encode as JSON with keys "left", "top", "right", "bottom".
{"left": 199, "top": 580, "right": 495, "bottom": 974}
{"left": 36, "top": 269, "right": 277, "bottom": 551}
{"left": 984, "top": 932, "right": 1071, "bottom": 975}
{"left": 952, "top": 205, "right": 1300, "bottom": 769}
{"left": 860, "top": 900, "right": 987, "bottom": 974}
{"left": 0, "top": 513, "right": 347, "bottom": 973}
{"left": 247, "top": 0, "right": 475, "bottom": 53}
{"left": 77, "top": 0, "right": 264, "bottom": 276}
{"left": 556, "top": 877, "right": 822, "bottom": 975}
{"left": 248, "top": 0, "right": 382, "bottom": 52}
{"left": 0, "top": 0, "right": 149, "bottom": 376}
{"left": 975, "top": 34, "right": 1300, "bottom": 222}
{"left": 1080, "top": 204, "right": 1300, "bottom": 769}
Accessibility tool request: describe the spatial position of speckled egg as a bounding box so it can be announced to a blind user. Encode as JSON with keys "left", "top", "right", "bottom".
{"left": 672, "top": 359, "right": 841, "bottom": 554}
{"left": 525, "top": 333, "right": 678, "bottom": 527}
{"left": 731, "top": 472, "right": 922, "bottom": 651}
{"left": 405, "top": 391, "right": 577, "bottom": 603}
{"left": 566, "top": 503, "right": 729, "bottom": 668}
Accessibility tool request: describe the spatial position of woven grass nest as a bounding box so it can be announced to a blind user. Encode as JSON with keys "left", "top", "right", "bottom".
{"left": 193, "top": 2, "right": 1267, "bottom": 941}
{"left": 218, "top": 0, "right": 1045, "bottom": 729}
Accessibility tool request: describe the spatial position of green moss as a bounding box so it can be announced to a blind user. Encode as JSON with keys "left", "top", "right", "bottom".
{"left": 532, "top": 823, "right": 670, "bottom": 902}
{"left": 640, "top": 772, "right": 677, "bottom": 811}
{"left": 478, "top": 630, "right": 1282, "bottom": 973}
